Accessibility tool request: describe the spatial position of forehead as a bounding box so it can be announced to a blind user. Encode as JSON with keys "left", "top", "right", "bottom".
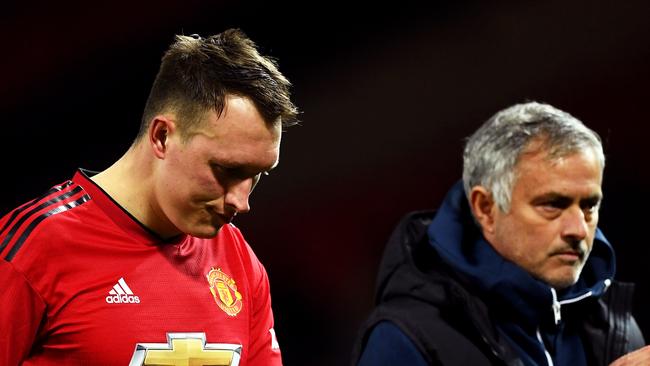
{"left": 513, "top": 147, "right": 603, "bottom": 199}
{"left": 192, "top": 96, "right": 282, "bottom": 169}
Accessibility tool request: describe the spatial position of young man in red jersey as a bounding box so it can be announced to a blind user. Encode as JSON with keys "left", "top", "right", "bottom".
{"left": 0, "top": 29, "right": 298, "bottom": 366}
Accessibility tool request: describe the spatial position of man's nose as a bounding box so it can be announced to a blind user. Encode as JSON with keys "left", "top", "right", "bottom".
{"left": 224, "top": 178, "right": 252, "bottom": 214}
{"left": 561, "top": 206, "right": 588, "bottom": 243}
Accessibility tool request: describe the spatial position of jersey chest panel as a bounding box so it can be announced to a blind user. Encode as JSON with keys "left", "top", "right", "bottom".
{"left": 25, "top": 225, "right": 253, "bottom": 365}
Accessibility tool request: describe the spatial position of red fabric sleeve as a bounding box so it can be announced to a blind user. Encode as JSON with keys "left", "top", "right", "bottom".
{"left": 0, "top": 260, "right": 46, "bottom": 366}
{"left": 246, "top": 256, "right": 283, "bottom": 366}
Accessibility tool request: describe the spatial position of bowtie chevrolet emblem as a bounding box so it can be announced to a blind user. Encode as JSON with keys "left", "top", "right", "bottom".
{"left": 206, "top": 267, "right": 243, "bottom": 316}
{"left": 129, "top": 332, "right": 241, "bottom": 366}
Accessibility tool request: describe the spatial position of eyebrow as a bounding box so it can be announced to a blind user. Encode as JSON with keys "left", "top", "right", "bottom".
{"left": 580, "top": 195, "right": 602, "bottom": 208}
{"left": 530, "top": 192, "right": 602, "bottom": 207}
{"left": 211, "top": 160, "right": 278, "bottom": 176}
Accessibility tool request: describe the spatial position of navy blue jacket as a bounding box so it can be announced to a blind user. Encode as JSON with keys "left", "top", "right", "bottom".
{"left": 352, "top": 182, "right": 645, "bottom": 365}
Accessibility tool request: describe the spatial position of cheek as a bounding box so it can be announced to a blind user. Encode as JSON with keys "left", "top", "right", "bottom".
{"left": 157, "top": 161, "right": 197, "bottom": 205}
{"left": 497, "top": 215, "right": 554, "bottom": 259}
{"left": 184, "top": 171, "right": 228, "bottom": 204}
{"left": 586, "top": 218, "right": 598, "bottom": 248}
{"left": 493, "top": 218, "right": 525, "bottom": 261}
{"left": 589, "top": 212, "right": 599, "bottom": 232}
{"left": 160, "top": 155, "right": 225, "bottom": 202}
{"left": 194, "top": 173, "right": 225, "bottom": 198}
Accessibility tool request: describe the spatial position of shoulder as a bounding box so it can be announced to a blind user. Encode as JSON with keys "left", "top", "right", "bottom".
{"left": 0, "top": 180, "right": 93, "bottom": 266}
{"left": 355, "top": 270, "right": 503, "bottom": 365}
{"left": 215, "top": 223, "right": 268, "bottom": 286}
{"left": 357, "top": 321, "right": 428, "bottom": 366}
{"left": 599, "top": 280, "right": 647, "bottom": 355}
{"left": 218, "top": 223, "right": 261, "bottom": 264}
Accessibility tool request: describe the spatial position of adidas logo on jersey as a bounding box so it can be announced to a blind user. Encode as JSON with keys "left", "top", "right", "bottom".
{"left": 105, "top": 277, "right": 140, "bottom": 304}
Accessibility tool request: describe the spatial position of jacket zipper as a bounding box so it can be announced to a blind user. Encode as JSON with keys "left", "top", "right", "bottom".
{"left": 550, "top": 279, "right": 611, "bottom": 323}
{"left": 542, "top": 280, "right": 610, "bottom": 365}
{"left": 536, "top": 328, "right": 555, "bottom": 366}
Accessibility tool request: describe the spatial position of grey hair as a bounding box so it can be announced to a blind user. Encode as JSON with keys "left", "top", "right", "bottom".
{"left": 462, "top": 102, "right": 605, "bottom": 212}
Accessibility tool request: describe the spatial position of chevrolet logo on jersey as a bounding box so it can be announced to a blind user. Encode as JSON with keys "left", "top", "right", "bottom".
{"left": 129, "top": 333, "right": 241, "bottom": 366}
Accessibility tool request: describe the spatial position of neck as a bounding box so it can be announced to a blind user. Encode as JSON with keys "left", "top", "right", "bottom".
{"left": 91, "top": 142, "right": 178, "bottom": 238}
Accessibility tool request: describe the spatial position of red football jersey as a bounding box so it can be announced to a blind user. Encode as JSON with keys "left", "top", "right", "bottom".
{"left": 0, "top": 170, "right": 282, "bottom": 366}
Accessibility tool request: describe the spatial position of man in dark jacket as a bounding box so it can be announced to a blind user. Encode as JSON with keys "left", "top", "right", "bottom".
{"left": 353, "top": 102, "right": 649, "bottom": 365}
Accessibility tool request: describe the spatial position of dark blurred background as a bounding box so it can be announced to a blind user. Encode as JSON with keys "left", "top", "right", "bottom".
{"left": 2, "top": 1, "right": 649, "bottom": 364}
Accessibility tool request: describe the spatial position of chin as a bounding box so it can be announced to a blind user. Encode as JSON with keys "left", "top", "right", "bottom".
{"left": 546, "top": 274, "right": 580, "bottom": 290}
{"left": 187, "top": 224, "right": 223, "bottom": 238}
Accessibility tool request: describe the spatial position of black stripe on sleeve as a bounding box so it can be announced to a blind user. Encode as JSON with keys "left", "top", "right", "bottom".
{"left": 4, "top": 194, "right": 91, "bottom": 261}
{"left": 0, "top": 181, "right": 74, "bottom": 236}
{"left": 0, "top": 185, "right": 82, "bottom": 255}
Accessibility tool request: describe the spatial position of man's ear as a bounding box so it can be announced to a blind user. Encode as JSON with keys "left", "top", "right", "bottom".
{"left": 149, "top": 116, "right": 176, "bottom": 159}
{"left": 469, "top": 186, "right": 497, "bottom": 236}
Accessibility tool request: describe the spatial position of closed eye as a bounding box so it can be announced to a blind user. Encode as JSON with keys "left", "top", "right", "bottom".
{"left": 539, "top": 198, "right": 571, "bottom": 210}
{"left": 211, "top": 163, "right": 271, "bottom": 187}
{"left": 531, "top": 194, "right": 571, "bottom": 218}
